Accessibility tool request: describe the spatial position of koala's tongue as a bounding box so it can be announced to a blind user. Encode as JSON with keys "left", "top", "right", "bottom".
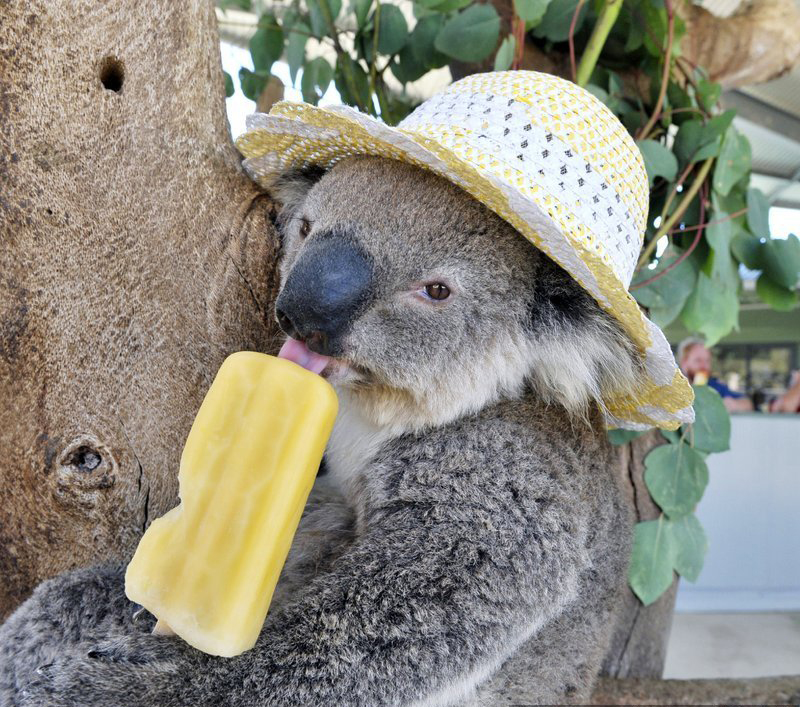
{"left": 277, "top": 338, "right": 331, "bottom": 375}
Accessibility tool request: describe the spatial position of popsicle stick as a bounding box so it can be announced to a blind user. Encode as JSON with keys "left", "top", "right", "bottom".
{"left": 153, "top": 618, "right": 176, "bottom": 636}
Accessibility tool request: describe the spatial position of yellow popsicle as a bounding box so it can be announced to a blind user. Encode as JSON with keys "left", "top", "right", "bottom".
{"left": 125, "top": 351, "right": 338, "bottom": 657}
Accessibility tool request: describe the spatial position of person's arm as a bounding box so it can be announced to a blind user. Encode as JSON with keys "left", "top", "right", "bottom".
{"left": 771, "top": 375, "right": 800, "bottom": 413}
{"left": 724, "top": 395, "right": 753, "bottom": 413}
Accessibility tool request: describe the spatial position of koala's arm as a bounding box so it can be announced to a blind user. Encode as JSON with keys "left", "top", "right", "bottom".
{"left": 3, "top": 419, "right": 590, "bottom": 707}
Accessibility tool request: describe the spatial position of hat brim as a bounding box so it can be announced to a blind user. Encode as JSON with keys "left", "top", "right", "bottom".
{"left": 236, "top": 102, "right": 694, "bottom": 430}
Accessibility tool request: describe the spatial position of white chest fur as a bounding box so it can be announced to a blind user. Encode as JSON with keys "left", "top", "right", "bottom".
{"left": 324, "top": 387, "right": 396, "bottom": 498}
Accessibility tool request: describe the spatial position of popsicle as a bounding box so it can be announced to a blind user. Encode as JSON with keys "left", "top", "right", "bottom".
{"left": 125, "top": 349, "right": 338, "bottom": 657}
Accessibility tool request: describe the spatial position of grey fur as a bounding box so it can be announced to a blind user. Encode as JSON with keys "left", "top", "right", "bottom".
{"left": 0, "top": 157, "right": 635, "bottom": 706}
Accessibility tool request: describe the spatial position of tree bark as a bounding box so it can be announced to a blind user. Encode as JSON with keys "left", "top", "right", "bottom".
{"left": 0, "top": 0, "right": 282, "bottom": 621}
{"left": 602, "top": 430, "right": 679, "bottom": 679}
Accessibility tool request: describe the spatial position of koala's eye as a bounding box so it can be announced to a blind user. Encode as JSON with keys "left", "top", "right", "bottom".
{"left": 299, "top": 218, "right": 311, "bottom": 238}
{"left": 424, "top": 283, "right": 450, "bottom": 300}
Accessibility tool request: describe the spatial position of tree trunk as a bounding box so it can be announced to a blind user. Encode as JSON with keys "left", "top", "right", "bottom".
{"left": 602, "top": 430, "right": 679, "bottom": 679}
{"left": 0, "top": 0, "right": 282, "bottom": 621}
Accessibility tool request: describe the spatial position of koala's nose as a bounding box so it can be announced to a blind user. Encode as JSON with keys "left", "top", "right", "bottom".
{"left": 275, "top": 233, "right": 373, "bottom": 356}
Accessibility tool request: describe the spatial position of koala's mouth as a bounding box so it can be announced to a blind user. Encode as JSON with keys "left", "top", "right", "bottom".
{"left": 278, "top": 338, "right": 331, "bottom": 375}
{"left": 278, "top": 338, "right": 371, "bottom": 384}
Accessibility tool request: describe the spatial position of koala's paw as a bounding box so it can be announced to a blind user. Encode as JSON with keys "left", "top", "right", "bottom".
{"left": 16, "top": 632, "right": 208, "bottom": 707}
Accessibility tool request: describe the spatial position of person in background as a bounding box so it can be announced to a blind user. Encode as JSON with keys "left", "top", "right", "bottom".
{"left": 677, "top": 337, "right": 754, "bottom": 413}
{"left": 770, "top": 371, "right": 800, "bottom": 413}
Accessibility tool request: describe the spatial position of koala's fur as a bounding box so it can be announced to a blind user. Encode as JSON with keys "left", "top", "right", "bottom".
{"left": 0, "top": 157, "right": 635, "bottom": 706}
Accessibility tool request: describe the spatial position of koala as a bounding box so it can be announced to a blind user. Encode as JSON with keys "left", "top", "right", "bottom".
{"left": 0, "top": 156, "right": 636, "bottom": 707}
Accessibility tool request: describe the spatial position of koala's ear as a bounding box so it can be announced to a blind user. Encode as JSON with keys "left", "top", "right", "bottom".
{"left": 270, "top": 166, "right": 326, "bottom": 232}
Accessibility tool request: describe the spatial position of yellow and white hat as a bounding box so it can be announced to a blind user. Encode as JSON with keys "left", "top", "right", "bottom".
{"left": 236, "top": 70, "right": 694, "bottom": 430}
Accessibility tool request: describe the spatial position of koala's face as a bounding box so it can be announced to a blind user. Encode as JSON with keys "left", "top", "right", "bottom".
{"left": 274, "top": 156, "right": 639, "bottom": 428}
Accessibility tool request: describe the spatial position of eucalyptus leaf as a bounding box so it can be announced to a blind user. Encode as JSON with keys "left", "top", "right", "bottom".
{"left": 731, "top": 232, "right": 765, "bottom": 270}
{"left": 746, "top": 187, "right": 770, "bottom": 239}
{"left": 308, "top": 0, "right": 342, "bottom": 38}
{"left": 695, "top": 79, "right": 721, "bottom": 112}
{"left": 714, "top": 126, "right": 752, "bottom": 196}
{"left": 681, "top": 271, "right": 739, "bottom": 345}
{"left": 301, "top": 56, "right": 333, "bottom": 105}
{"left": 353, "top": 0, "right": 372, "bottom": 28}
{"left": 428, "top": 0, "right": 472, "bottom": 11}
{"left": 687, "top": 385, "right": 731, "bottom": 453}
{"left": 410, "top": 14, "right": 448, "bottom": 68}
{"left": 434, "top": 4, "right": 500, "bottom": 63}
{"left": 493, "top": 35, "right": 516, "bottom": 71}
{"left": 376, "top": 4, "right": 408, "bottom": 55}
{"left": 334, "top": 54, "right": 371, "bottom": 109}
{"left": 762, "top": 234, "right": 800, "bottom": 289}
{"left": 629, "top": 518, "right": 676, "bottom": 606}
{"left": 391, "top": 43, "right": 427, "bottom": 84}
{"left": 514, "top": 0, "right": 550, "bottom": 24}
{"left": 532, "top": 0, "right": 587, "bottom": 42}
{"left": 607, "top": 428, "right": 645, "bottom": 446}
{"left": 632, "top": 245, "right": 699, "bottom": 328}
{"left": 644, "top": 444, "right": 709, "bottom": 518}
{"left": 238, "top": 67, "right": 269, "bottom": 101}
{"left": 223, "top": 71, "right": 234, "bottom": 98}
{"left": 637, "top": 139, "right": 678, "bottom": 187}
{"left": 249, "top": 15, "right": 284, "bottom": 73}
{"left": 666, "top": 514, "right": 708, "bottom": 582}
{"left": 287, "top": 23, "right": 311, "bottom": 84}
{"left": 756, "top": 274, "right": 799, "bottom": 311}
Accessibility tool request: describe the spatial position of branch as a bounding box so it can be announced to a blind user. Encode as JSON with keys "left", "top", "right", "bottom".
{"left": 637, "top": 0, "right": 675, "bottom": 140}
{"left": 631, "top": 181, "right": 708, "bottom": 290}
{"left": 568, "top": 0, "right": 587, "bottom": 82}
{"left": 636, "top": 157, "right": 715, "bottom": 270}
{"left": 575, "top": 0, "right": 623, "bottom": 87}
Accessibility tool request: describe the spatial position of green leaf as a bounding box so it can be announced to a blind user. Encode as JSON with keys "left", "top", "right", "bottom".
{"left": 696, "top": 79, "right": 721, "bottom": 112}
{"left": 680, "top": 271, "right": 739, "bottom": 346}
{"left": 756, "top": 274, "right": 799, "bottom": 311}
{"left": 713, "top": 126, "right": 752, "bottom": 196}
{"left": 223, "top": 70, "right": 234, "bottom": 98}
{"left": 732, "top": 232, "right": 766, "bottom": 270}
{"left": 632, "top": 245, "right": 699, "bottom": 328}
{"left": 644, "top": 444, "right": 709, "bottom": 518}
{"left": 238, "top": 67, "right": 269, "bottom": 101}
{"left": 705, "top": 197, "right": 733, "bottom": 253}
{"left": 352, "top": 0, "right": 372, "bottom": 28}
{"left": 637, "top": 139, "right": 678, "bottom": 187}
{"left": 409, "top": 14, "right": 448, "bottom": 67}
{"left": 762, "top": 234, "right": 800, "bottom": 289}
{"left": 249, "top": 15, "right": 284, "bottom": 73}
{"left": 376, "top": 4, "right": 408, "bottom": 54}
{"left": 688, "top": 385, "right": 731, "bottom": 453}
{"left": 434, "top": 4, "right": 500, "bottom": 63}
{"left": 661, "top": 428, "right": 681, "bottom": 444}
{"left": 427, "top": 0, "right": 472, "bottom": 11}
{"left": 301, "top": 56, "right": 333, "bottom": 105}
{"left": 334, "top": 54, "right": 371, "bottom": 109}
{"left": 532, "top": 0, "right": 586, "bottom": 42}
{"left": 629, "top": 518, "right": 676, "bottom": 606}
{"left": 746, "top": 187, "right": 770, "bottom": 239}
{"left": 287, "top": 23, "right": 311, "bottom": 84}
{"left": 308, "top": 0, "right": 342, "bottom": 38}
{"left": 607, "top": 428, "right": 645, "bottom": 446}
{"left": 666, "top": 514, "right": 708, "bottom": 582}
{"left": 493, "top": 35, "right": 516, "bottom": 71}
{"left": 514, "top": 0, "right": 550, "bottom": 24}
{"left": 391, "top": 43, "right": 427, "bottom": 84}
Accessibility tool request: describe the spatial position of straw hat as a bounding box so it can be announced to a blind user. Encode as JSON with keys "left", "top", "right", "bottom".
{"left": 236, "top": 70, "right": 694, "bottom": 430}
